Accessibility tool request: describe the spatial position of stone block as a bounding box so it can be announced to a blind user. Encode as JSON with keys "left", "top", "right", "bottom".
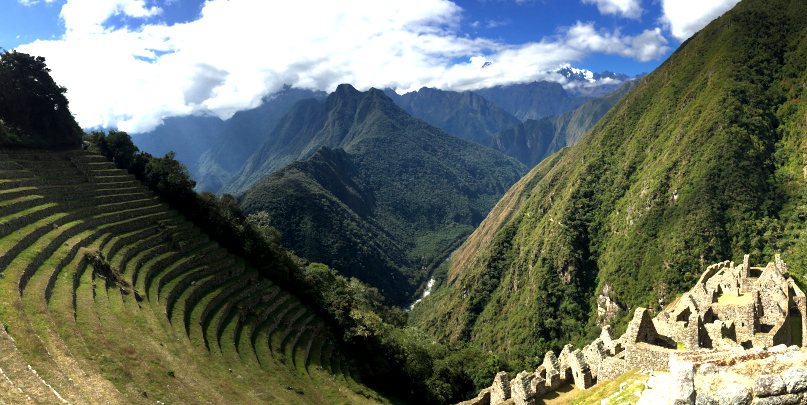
{"left": 718, "top": 383, "right": 751, "bottom": 405}
{"left": 783, "top": 367, "right": 807, "bottom": 394}
{"left": 490, "top": 372, "right": 510, "bottom": 405}
{"left": 671, "top": 361, "right": 695, "bottom": 405}
{"left": 751, "top": 394, "right": 802, "bottom": 405}
{"left": 696, "top": 393, "right": 718, "bottom": 405}
{"left": 755, "top": 375, "right": 787, "bottom": 397}
{"left": 511, "top": 371, "right": 535, "bottom": 405}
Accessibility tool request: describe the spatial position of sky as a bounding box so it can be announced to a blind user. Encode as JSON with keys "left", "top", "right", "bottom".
{"left": 1, "top": 0, "right": 742, "bottom": 133}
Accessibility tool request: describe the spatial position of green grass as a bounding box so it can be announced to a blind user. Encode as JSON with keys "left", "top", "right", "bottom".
{"left": 561, "top": 369, "right": 648, "bottom": 405}
{"left": 717, "top": 293, "right": 752, "bottom": 305}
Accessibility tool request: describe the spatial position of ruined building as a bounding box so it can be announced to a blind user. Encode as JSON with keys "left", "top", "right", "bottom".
{"left": 458, "top": 255, "right": 807, "bottom": 405}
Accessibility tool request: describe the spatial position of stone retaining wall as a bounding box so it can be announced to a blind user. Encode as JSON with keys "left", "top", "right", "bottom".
{"left": 198, "top": 275, "right": 257, "bottom": 338}
{"left": 180, "top": 262, "right": 246, "bottom": 330}
{"left": 625, "top": 342, "right": 672, "bottom": 371}
{"left": 163, "top": 254, "right": 236, "bottom": 318}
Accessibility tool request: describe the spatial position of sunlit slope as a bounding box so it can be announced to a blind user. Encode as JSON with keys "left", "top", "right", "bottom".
{"left": 412, "top": 0, "right": 807, "bottom": 360}
{"left": 0, "top": 149, "right": 387, "bottom": 404}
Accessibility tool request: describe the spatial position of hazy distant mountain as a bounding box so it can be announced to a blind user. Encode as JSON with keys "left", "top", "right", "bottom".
{"left": 383, "top": 87, "right": 522, "bottom": 142}
{"left": 236, "top": 84, "right": 527, "bottom": 305}
{"left": 193, "top": 87, "right": 327, "bottom": 193}
{"left": 131, "top": 87, "right": 327, "bottom": 194}
{"left": 473, "top": 81, "right": 592, "bottom": 121}
{"left": 483, "top": 79, "right": 639, "bottom": 167}
{"left": 131, "top": 115, "right": 227, "bottom": 166}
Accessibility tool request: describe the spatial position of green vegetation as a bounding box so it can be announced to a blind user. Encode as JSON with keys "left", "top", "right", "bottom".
{"left": 566, "top": 369, "right": 648, "bottom": 405}
{"left": 81, "top": 132, "right": 513, "bottom": 403}
{"left": 0, "top": 49, "right": 82, "bottom": 148}
{"left": 412, "top": 0, "right": 807, "bottom": 369}
{"left": 131, "top": 87, "right": 327, "bottom": 194}
{"left": 237, "top": 84, "right": 527, "bottom": 306}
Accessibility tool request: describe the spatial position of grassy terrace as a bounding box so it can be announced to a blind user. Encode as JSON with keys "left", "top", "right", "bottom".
{"left": 0, "top": 149, "right": 389, "bottom": 404}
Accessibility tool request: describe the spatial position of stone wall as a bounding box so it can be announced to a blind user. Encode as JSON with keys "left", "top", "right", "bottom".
{"left": 625, "top": 343, "right": 672, "bottom": 372}
{"left": 598, "top": 356, "right": 628, "bottom": 382}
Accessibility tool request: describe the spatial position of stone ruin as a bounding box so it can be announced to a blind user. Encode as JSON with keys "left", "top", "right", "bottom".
{"left": 457, "top": 255, "right": 807, "bottom": 405}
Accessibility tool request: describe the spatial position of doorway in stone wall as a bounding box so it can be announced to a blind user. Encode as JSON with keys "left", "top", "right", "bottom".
{"left": 791, "top": 309, "right": 803, "bottom": 347}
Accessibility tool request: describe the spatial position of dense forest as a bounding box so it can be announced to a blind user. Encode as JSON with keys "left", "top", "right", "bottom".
{"left": 411, "top": 0, "right": 807, "bottom": 369}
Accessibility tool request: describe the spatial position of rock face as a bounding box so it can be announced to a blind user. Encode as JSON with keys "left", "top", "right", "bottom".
{"left": 782, "top": 367, "right": 807, "bottom": 394}
{"left": 718, "top": 383, "right": 751, "bottom": 405}
{"left": 754, "top": 375, "right": 786, "bottom": 397}
{"left": 671, "top": 361, "right": 695, "bottom": 405}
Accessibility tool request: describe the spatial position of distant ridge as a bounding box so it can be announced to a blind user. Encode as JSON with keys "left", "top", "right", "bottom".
{"left": 483, "top": 79, "right": 639, "bottom": 167}
{"left": 383, "top": 87, "right": 522, "bottom": 142}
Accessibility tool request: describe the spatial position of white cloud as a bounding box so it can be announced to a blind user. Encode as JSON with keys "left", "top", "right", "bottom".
{"left": 18, "top": 0, "right": 56, "bottom": 5}
{"left": 17, "top": 0, "right": 670, "bottom": 133}
{"left": 60, "top": 0, "right": 163, "bottom": 35}
{"left": 486, "top": 19, "right": 511, "bottom": 29}
{"left": 564, "top": 23, "right": 668, "bottom": 62}
{"left": 660, "top": 0, "right": 740, "bottom": 40}
{"left": 581, "top": 0, "right": 642, "bottom": 19}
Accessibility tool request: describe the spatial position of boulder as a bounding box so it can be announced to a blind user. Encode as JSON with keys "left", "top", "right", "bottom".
{"left": 718, "top": 383, "right": 751, "bottom": 405}
{"left": 783, "top": 367, "right": 807, "bottom": 394}
{"left": 695, "top": 393, "right": 718, "bottom": 405}
{"left": 754, "top": 375, "right": 786, "bottom": 397}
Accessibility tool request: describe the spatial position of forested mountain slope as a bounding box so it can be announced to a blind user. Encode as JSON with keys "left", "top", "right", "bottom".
{"left": 483, "top": 79, "right": 638, "bottom": 168}
{"left": 383, "top": 87, "right": 522, "bottom": 143}
{"left": 412, "top": 0, "right": 807, "bottom": 361}
{"left": 237, "top": 84, "right": 527, "bottom": 305}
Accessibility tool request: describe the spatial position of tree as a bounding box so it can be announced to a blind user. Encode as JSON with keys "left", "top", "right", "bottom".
{"left": 0, "top": 49, "right": 81, "bottom": 148}
{"left": 143, "top": 152, "right": 196, "bottom": 202}
{"left": 84, "top": 130, "right": 139, "bottom": 169}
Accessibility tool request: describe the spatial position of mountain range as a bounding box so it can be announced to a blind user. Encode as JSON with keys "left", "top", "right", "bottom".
{"left": 133, "top": 87, "right": 327, "bottom": 192}
{"left": 132, "top": 73, "right": 631, "bottom": 196}
{"left": 237, "top": 84, "right": 527, "bottom": 305}
{"left": 482, "top": 79, "right": 639, "bottom": 167}
{"left": 410, "top": 0, "right": 807, "bottom": 360}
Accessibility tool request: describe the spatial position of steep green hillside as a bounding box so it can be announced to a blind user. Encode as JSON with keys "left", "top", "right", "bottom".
{"left": 237, "top": 85, "right": 527, "bottom": 305}
{"left": 483, "top": 80, "right": 638, "bottom": 167}
{"left": 474, "top": 81, "right": 592, "bottom": 121}
{"left": 383, "top": 87, "right": 522, "bottom": 143}
{"left": 238, "top": 147, "right": 411, "bottom": 303}
{"left": 412, "top": 0, "right": 807, "bottom": 362}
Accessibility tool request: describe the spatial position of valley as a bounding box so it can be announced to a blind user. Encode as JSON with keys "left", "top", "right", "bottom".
{"left": 3, "top": 0, "right": 807, "bottom": 403}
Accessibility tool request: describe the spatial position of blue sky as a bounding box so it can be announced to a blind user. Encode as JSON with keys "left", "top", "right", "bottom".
{"left": 3, "top": 0, "right": 741, "bottom": 132}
